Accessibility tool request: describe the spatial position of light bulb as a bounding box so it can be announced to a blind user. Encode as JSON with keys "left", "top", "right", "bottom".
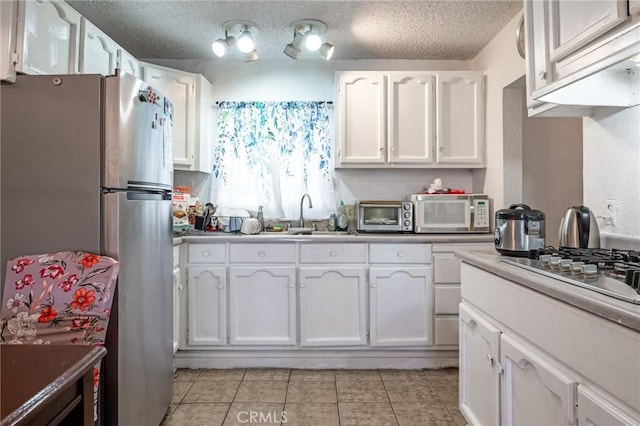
{"left": 237, "top": 30, "right": 255, "bottom": 53}
{"left": 211, "top": 39, "right": 227, "bottom": 57}
{"left": 305, "top": 30, "right": 322, "bottom": 51}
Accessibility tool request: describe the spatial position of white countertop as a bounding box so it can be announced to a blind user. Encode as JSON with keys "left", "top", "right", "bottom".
{"left": 178, "top": 231, "right": 495, "bottom": 244}
{"left": 456, "top": 250, "right": 640, "bottom": 332}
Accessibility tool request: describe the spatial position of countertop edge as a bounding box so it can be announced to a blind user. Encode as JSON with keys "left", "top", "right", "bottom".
{"left": 456, "top": 250, "right": 640, "bottom": 332}
{"left": 178, "top": 233, "right": 495, "bottom": 244}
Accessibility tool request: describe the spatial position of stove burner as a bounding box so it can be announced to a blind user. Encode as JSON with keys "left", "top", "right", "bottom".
{"left": 527, "top": 247, "right": 640, "bottom": 292}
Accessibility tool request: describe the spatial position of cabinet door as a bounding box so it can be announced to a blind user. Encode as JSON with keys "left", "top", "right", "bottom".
{"left": 387, "top": 72, "right": 435, "bottom": 165}
{"left": 16, "top": 0, "right": 81, "bottom": 75}
{"left": 335, "top": 72, "right": 386, "bottom": 165}
{"left": 141, "top": 63, "right": 196, "bottom": 168}
{"left": 79, "top": 18, "right": 117, "bottom": 75}
{"left": 459, "top": 303, "right": 501, "bottom": 426}
{"left": 436, "top": 72, "right": 485, "bottom": 166}
{"left": 524, "top": 0, "right": 552, "bottom": 107}
{"left": 187, "top": 266, "right": 226, "bottom": 346}
{"left": 299, "top": 266, "right": 367, "bottom": 347}
{"left": 577, "top": 385, "right": 640, "bottom": 426}
{"left": 548, "top": 0, "right": 628, "bottom": 62}
{"left": 501, "top": 333, "right": 578, "bottom": 426}
{"left": 631, "top": 0, "right": 640, "bottom": 15}
{"left": 119, "top": 48, "right": 139, "bottom": 78}
{"left": 229, "top": 266, "right": 296, "bottom": 345}
{"left": 369, "top": 266, "right": 432, "bottom": 347}
{"left": 1, "top": 0, "right": 18, "bottom": 82}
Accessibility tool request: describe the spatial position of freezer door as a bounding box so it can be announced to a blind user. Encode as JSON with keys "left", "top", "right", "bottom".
{"left": 102, "top": 191, "right": 173, "bottom": 426}
{"left": 0, "top": 74, "right": 102, "bottom": 282}
{"left": 103, "top": 73, "right": 173, "bottom": 190}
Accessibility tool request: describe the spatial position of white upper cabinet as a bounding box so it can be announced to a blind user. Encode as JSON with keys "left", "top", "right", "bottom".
{"left": 1, "top": 0, "right": 18, "bottom": 82}
{"left": 16, "top": 0, "right": 81, "bottom": 75}
{"left": 524, "top": 0, "right": 639, "bottom": 113}
{"left": 436, "top": 72, "right": 485, "bottom": 166}
{"left": 79, "top": 18, "right": 117, "bottom": 75}
{"left": 548, "top": 0, "right": 628, "bottom": 62}
{"left": 336, "top": 70, "right": 485, "bottom": 169}
{"left": 387, "top": 72, "right": 436, "bottom": 165}
{"left": 118, "top": 48, "right": 139, "bottom": 78}
{"left": 141, "top": 62, "right": 213, "bottom": 172}
{"left": 335, "top": 71, "right": 386, "bottom": 165}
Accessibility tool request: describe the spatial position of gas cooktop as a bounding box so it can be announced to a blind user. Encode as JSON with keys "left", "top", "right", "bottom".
{"left": 501, "top": 248, "right": 640, "bottom": 304}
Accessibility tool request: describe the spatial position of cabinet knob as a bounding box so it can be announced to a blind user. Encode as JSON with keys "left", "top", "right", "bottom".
{"left": 486, "top": 354, "right": 493, "bottom": 365}
{"left": 202, "top": 250, "right": 210, "bottom": 257}
{"left": 379, "top": 147, "right": 385, "bottom": 152}
{"left": 397, "top": 251, "right": 404, "bottom": 257}
{"left": 178, "top": 284, "right": 183, "bottom": 291}
{"left": 538, "top": 71, "right": 546, "bottom": 80}
{"left": 218, "top": 284, "right": 225, "bottom": 289}
{"left": 258, "top": 251, "right": 266, "bottom": 257}
{"left": 329, "top": 251, "right": 337, "bottom": 257}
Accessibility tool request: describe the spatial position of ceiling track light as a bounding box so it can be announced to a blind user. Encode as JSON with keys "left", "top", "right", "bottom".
{"left": 285, "top": 19, "right": 334, "bottom": 60}
{"left": 212, "top": 20, "right": 259, "bottom": 60}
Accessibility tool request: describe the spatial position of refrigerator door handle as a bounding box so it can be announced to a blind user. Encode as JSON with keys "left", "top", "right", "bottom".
{"left": 101, "top": 186, "right": 172, "bottom": 201}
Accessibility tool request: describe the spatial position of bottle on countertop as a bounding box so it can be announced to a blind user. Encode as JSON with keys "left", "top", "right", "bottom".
{"left": 328, "top": 213, "right": 337, "bottom": 231}
{"left": 337, "top": 200, "right": 348, "bottom": 231}
{"left": 257, "top": 205, "right": 264, "bottom": 231}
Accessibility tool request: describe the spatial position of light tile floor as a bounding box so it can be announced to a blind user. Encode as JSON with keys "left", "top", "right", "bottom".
{"left": 161, "top": 368, "right": 466, "bottom": 426}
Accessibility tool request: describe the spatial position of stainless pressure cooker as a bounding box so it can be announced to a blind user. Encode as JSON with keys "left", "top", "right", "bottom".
{"left": 494, "top": 204, "right": 546, "bottom": 257}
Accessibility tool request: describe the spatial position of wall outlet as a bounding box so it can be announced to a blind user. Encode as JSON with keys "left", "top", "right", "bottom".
{"left": 605, "top": 199, "right": 617, "bottom": 226}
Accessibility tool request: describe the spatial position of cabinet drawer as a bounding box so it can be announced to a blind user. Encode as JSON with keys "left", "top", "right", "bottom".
{"left": 369, "top": 243, "right": 431, "bottom": 264}
{"left": 434, "top": 285, "right": 461, "bottom": 314}
{"left": 229, "top": 243, "right": 296, "bottom": 263}
{"left": 300, "top": 243, "right": 366, "bottom": 263}
{"left": 435, "top": 316, "right": 459, "bottom": 346}
{"left": 188, "top": 244, "right": 226, "bottom": 264}
{"left": 433, "top": 253, "right": 462, "bottom": 283}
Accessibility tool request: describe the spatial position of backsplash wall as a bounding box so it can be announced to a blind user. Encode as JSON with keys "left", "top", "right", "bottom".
{"left": 150, "top": 58, "right": 478, "bottom": 211}
{"left": 583, "top": 105, "right": 640, "bottom": 245}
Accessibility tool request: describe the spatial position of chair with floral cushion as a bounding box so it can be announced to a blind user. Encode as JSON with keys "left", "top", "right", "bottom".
{"left": 0, "top": 251, "right": 119, "bottom": 422}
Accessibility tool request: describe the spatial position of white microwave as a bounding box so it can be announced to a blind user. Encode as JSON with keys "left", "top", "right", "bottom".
{"left": 410, "top": 194, "right": 490, "bottom": 233}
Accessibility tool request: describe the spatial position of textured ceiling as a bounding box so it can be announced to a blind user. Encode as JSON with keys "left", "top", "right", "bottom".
{"left": 67, "top": 0, "right": 522, "bottom": 61}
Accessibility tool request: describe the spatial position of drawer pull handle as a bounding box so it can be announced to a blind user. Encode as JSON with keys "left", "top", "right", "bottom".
{"left": 202, "top": 250, "right": 210, "bottom": 257}
{"left": 397, "top": 251, "right": 404, "bottom": 257}
{"left": 258, "top": 251, "right": 266, "bottom": 257}
{"left": 330, "top": 251, "right": 337, "bottom": 257}
{"left": 218, "top": 284, "right": 225, "bottom": 289}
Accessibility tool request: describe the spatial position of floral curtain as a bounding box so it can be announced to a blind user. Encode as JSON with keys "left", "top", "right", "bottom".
{"left": 211, "top": 101, "right": 335, "bottom": 220}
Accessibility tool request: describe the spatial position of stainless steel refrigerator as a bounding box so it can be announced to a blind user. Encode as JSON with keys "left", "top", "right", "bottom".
{"left": 1, "top": 73, "right": 174, "bottom": 426}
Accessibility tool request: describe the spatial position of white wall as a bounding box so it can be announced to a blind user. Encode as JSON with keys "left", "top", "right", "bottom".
{"left": 469, "top": 13, "right": 526, "bottom": 213}
{"left": 583, "top": 106, "right": 640, "bottom": 245}
{"left": 149, "top": 58, "right": 477, "bottom": 208}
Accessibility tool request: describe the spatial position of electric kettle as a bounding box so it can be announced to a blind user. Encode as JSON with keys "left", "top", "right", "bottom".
{"left": 558, "top": 206, "right": 600, "bottom": 249}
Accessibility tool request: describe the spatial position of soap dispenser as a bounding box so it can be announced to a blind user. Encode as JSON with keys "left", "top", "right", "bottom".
{"left": 257, "top": 205, "right": 264, "bottom": 231}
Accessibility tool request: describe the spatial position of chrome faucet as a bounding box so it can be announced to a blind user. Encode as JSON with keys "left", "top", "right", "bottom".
{"left": 299, "top": 193, "right": 313, "bottom": 227}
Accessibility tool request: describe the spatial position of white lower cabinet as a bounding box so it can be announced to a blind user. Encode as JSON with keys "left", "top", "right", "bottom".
{"left": 459, "top": 303, "right": 501, "bottom": 426}
{"left": 501, "top": 333, "right": 577, "bottom": 426}
{"left": 577, "top": 386, "right": 639, "bottom": 426}
{"left": 460, "top": 263, "right": 640, "bottom": 426}
{"left": 369, "top": 266, "right": 432, "bottom": 346}
{"left": 187, "top": 266, "right": 227, "bottom": 346}
{"left": 229, "top": 266, "right": 296, "bottom": 346}
{"left": 298, "top": 266, "right": 367, "bottom": 346}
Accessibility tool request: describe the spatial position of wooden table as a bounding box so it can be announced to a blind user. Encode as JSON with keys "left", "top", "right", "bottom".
{"left": 1, "top": 345, "right": 106, "bottom": 426}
